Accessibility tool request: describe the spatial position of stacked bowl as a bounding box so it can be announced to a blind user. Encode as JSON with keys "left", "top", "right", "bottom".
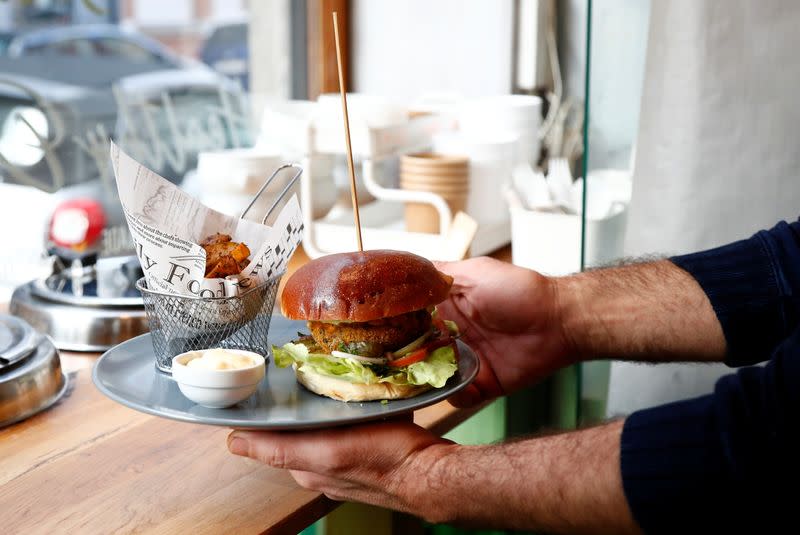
{"left": 457, "top": 95, "right": 542, "bottom": 167}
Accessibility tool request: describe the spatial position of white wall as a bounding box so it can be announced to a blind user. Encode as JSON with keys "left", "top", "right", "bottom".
{"left": 351, "top": 0, "right": 514, "bottom": 100}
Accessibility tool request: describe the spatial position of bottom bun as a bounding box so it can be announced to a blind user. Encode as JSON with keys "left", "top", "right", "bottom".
{"left": 295, "top": 367, "right": 433, "bottom": 402}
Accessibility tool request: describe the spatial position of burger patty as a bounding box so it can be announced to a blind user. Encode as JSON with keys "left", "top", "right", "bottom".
{"left": 309, "top": 309, "right": 432, "bottom": 357}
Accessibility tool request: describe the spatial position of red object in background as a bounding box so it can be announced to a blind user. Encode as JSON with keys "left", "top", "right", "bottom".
{"left": 49, "top": 198, "right": 106, "bottom": 251}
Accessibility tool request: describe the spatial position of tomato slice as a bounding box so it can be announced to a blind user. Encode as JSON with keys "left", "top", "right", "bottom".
{"left": 388, "top": 348, "right": 428, "bottom": 367}
{"left": 388, "top": 338, "right": 457, "bottom": 367}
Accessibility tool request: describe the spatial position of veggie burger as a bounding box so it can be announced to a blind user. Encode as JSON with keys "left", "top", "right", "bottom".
{"left": 274, "top": 249, "right": 460, "bottom": 402}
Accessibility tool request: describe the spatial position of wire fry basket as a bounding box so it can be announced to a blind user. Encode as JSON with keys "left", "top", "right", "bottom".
{"left": 136, "top": 274, "right": 283, "bottom": 373}
{"left": 133, "top": 161, "right": 303, "bottom": 373}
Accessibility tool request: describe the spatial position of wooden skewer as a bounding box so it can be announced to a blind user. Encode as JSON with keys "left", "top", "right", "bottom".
{"left": 332, "top": 10, "right": 363, "bottom": 252}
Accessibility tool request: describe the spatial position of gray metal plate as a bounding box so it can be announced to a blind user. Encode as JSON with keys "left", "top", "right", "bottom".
{"left": 92, "top": 315, "right": 479, "bottom": 430}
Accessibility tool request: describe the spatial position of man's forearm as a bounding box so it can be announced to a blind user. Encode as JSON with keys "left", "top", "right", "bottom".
{"left": 554, "top": 260, "right": 726, "bottom": 362}
{"left": 409, "top": 420, "right": 641, "bottom": 534}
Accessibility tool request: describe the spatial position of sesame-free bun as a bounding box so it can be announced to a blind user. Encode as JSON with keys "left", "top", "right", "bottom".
{"left": 280, "top": 250, "right": 453, "bottom": 323}
{"left": 294, "top": 366, "right": 432, "bottom": 402}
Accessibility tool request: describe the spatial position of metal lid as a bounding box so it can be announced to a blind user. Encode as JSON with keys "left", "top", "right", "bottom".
{"left": 0, "top": 314, "right": 39, "bottom": 370}
{"left": 0, "top": 332, "right": 68, "bottom": 428}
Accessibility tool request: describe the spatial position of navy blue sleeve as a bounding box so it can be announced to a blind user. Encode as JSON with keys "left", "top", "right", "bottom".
{"left": 620, "top": 219, "right": 800, "bottom": 533}
{"left": 670, "top": 220, "right": 800, "bottom": 366}
{"left": 620, "top": 327, "right": 800, "bottom": 534}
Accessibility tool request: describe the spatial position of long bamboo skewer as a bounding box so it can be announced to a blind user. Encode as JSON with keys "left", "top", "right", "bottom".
{"left": 332, "top": 11, "right": 363, "bottom": 251}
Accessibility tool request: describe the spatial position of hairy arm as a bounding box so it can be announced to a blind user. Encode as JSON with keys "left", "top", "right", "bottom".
{"left": 230, "top": 419, "right": 641, "bottom": 535}
{"left": 556, "top": 260, "right": 727, "bottom": 362}
{"left": 414, "top": 420, "right": 640, "bottom": 534}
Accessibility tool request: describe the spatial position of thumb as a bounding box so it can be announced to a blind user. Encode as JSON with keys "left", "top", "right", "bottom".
{"left": 434, "top": 258, "right": 486, "bottom": 282}
{"left": 433, "top": 259, "right": 471, "bottom": 290}
{"left": 433, "top": 259, "right": 455, "bottom": 274}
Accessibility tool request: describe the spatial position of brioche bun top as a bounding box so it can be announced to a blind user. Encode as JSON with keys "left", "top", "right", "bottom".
{"left": 280, "top": 250, "right": 453, "bottom": 322}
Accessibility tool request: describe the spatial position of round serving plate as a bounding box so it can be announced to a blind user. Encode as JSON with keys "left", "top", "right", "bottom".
{"left": 92, "top": 315, "right": 478, "bottom": 430}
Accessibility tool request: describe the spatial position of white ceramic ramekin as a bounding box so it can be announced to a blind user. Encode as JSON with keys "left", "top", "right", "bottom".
{"left": 171, "top": 349, "right": 266, "bottom": 408}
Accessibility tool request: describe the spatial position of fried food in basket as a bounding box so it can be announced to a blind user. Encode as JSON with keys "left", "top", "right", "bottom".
{"left": 201, "top": 232, "right": 233, "bottom": 246}
{"left": 201, "top": 233, "right": 251, "bottom": 278}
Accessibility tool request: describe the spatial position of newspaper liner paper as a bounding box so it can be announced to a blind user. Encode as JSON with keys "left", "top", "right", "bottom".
{"left": 110, "top": 142, "right": 303, "bottom": 332}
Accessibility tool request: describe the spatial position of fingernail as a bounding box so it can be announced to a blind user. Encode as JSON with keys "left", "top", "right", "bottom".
{"left": 228, "top": 435, "right": 248, "bottom": 456}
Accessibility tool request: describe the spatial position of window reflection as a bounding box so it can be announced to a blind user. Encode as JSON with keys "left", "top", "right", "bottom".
{"left": 0, "top": 0, "right": 294, "bottom": 296}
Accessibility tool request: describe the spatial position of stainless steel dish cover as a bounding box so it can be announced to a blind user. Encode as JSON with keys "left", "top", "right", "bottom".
{"left": 0, "top": 329, "right": 68, "bottom": 428}
{"left": 0, "top": 314, "right": 39, "bottom": 369}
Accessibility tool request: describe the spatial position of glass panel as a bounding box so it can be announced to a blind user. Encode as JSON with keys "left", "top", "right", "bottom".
{"left": 580, "top": 0, "right": 650, "bottom": 424}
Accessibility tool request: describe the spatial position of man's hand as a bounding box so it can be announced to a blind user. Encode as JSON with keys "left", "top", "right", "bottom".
{"left": 227, "top": 420, "right": 454, "bottom": 520}
{"left": 435, "top": 257, "right": 727, "bottom": 408}
{"left": 435, "top": 257, "right": 575, "bottom": 407}
{"left": 227, "top": 418, "right": 642, "bottom": 534}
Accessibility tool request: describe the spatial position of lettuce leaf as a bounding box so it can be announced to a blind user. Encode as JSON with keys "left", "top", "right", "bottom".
{"left": 443, "top": 319, "right": 460, "bottom": 336}
{"left": 404, "top": 347, "right": 459, "bottom": 388}
{"left": 273, "top": 342, "right": 458, "bottom": 388}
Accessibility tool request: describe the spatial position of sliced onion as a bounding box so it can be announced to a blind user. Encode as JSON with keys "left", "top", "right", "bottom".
{"left": 331, "top": 350, "right": 388, "bottom": 364}
{"left": 392, "top": 329, "right": 434, "bottom": 358}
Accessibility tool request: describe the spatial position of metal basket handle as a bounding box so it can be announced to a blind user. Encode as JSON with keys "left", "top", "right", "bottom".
{"left": 239, "top": 163, "right": 303, "bottom": 225}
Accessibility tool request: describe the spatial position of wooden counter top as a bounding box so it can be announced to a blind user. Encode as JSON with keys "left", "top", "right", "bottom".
{"left": 1, "top": 368, "right": 486, "bottom": 534}
{"left": 1, "top": 245, "right": 509, "bottom": 534}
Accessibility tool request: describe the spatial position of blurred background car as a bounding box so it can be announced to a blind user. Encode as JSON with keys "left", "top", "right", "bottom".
{"left": 0, "top": 23, "right": 251, "bottom": 297}
{"left": 2, "top": 23, "right": 186, "bottom": 66}
{"left": 0, "top": 31, "right": 14, "bottom": 54}
{"left": 0, "top": 32, "right": 248, "bottom": 190}
{"left": 0, "top": 24, "right": 244, "bottom": 189}
{"left": 200, "top": 20, "right": 249, "bottom": 90}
